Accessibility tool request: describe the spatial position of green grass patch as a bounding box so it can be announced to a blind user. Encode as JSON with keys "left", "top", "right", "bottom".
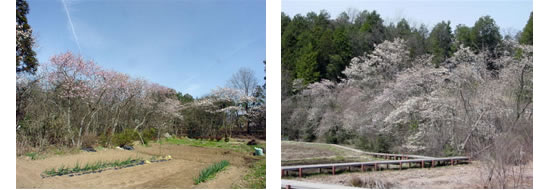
{"left": 25, "top": 152, "right": 40, "bottom": 160}
{"left": 194, "top": 160, "right": 230, "bottom": 185}
{"left": 235, "top": 158, "right": 266, "bottom": 189}
{"left": 164, "top": 137, "right": 264, "bottom": 153}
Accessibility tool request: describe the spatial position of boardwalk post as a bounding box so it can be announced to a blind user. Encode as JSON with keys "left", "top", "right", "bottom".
{"left": 361, "top": 164, "right": 365, "bottom": 172}
{"left": 282, "top": 169, "right": 284, "bottom": 177}
{"left": 374, "top": 163, "right": 377, "bottom": 171}
{"left": 386, "top": 163, "right": 389, "bottom": 169}
{"left": 332, "top": 166, "right": 335, "bottom": 175}
{"left": 421, "top": 161, "right": 424, "bottom": 168}
{"left": 451, "top": 159, "right": 454, "bottom": 166}
{"left": 298, "top": 168, "right": 302, "bottom": 178}
{"left": 409, "top": 162, "right": 411, "bottom": 168}
{"left": 431, "top": 160, "right": 435, "bottom": 168}
{"left": 399, "top": 161, "right": 402, "bottom": 170}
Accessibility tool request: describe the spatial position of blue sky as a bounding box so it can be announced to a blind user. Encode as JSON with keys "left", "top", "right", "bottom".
{"left": 283, "top": 0, "right": 532, "bottom": 34}
{"left": 27, "top": 0, "right": 266, "bottom": 97}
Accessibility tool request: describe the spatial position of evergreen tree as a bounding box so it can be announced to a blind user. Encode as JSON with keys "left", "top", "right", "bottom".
{"left": 519, "top": 12, "right": 533, "bottom": 45}
{"left": 16, "top": 0, "right": 38, "bottom": 74}
{"left": 428, "top": 21, "right": 453, "bottom": 67}
{"left": 471, "top": 16, "right": 502, "bottom": 52}
{"left": 296, "top": 43, "right": 320, "bottom": 84}
{"left": 455, "top": 24, "right": 474, "bottom": 48}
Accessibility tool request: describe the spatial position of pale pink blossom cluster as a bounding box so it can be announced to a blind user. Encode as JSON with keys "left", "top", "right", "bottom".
{"left": 43, "top": 51, "right": 178, "bottom": 108}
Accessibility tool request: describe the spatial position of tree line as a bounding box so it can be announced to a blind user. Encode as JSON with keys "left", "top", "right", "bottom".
{"left": 16, "top": 52, "right": 266, "bottom": 154}
{"left": 282, "top": 10, "right": 533, "bottom": 98}
{"left": 282, "top": 9, "right": 533, "bottom": 166}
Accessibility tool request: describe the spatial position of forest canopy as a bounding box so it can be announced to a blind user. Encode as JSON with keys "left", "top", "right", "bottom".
{"left": 282, "top": 10, "right": 533, "bottom": 159}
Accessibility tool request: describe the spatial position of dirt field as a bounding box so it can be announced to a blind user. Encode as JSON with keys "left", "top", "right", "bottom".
{"left": 282, "top": 141, "right": 379, "bottom": 166}
{"left": 17, "top": 143, "right": 260, "bottom": 188}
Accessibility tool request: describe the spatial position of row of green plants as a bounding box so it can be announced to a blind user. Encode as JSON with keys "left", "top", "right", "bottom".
{"left": 194, "top": 160, "right": 230, "bottom": 185}
{"left": 42, "top": 157, "right": 142, "bottom": 177}
{"left": 164, "top": 137, "right": 265, "bottom": 153}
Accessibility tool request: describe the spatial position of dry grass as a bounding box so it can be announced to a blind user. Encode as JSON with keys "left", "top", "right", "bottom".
{"left": 296, "top": 161, "right": 532, "bottom": 189}
{"left": 282, "top": 141, "right": 380, "bottom": 165}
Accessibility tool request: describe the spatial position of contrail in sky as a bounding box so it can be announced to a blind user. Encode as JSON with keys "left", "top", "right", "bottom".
{"left": 61, "top": 0, "right": 82, "bottom": 53}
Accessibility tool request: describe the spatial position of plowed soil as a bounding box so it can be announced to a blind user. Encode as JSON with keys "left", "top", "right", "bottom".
{"left": 17, "top": 143, "right": 258, "bottom": 188}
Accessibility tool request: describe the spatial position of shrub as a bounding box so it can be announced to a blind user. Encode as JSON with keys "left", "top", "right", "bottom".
{"left": 98, "top": 134, "right": 109, "bottom": 147}
{"left": 443, "top": 143, "right": 458, "bottom": 156}
{"left": 112, "top": 129, "right": 139, "bottom": 147}
{"left": 25, "top": 152, "right": 38, "bottom": 160}
{"left": 350, "top": 176, "right": 363, "bottom": 187}
{"left": 142, "top": 128, "right": 157, "bottom": 142}
{"left": 81, "top": 134, "right": 97, "bottom": 148}
{"left": 356, "top": 133, "right": 393, "bottom": 153}
{"left": 323, "top": 125, "right": 353, "bottom": 144}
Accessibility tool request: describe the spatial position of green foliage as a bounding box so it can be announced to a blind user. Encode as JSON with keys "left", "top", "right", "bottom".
{"left": 428, "top": 21, "right": 454, "bottom": 67}
{"left": 239, "top": 158, "right": 266, "bottom": 189}
{"left": 16, "top": 0, "right": 38, "bottom": 74}
{"left": 43, "top": 157, "right": 144, "bottom": 177}
{"left": 324, "top": 125, "right": 353, "bottom": 144}
{"left": 520, "top": 12, "right": 533, "bottom": 45}
{"left": 112, "top": 129, "right": 139, "bottom": 147}
{"left": 356, "top": 134, "right": 393, "bottom": 153}
{"left": 25, "top": 152, "right": 39, "bottom": 160}
{"left": 471, "top": 16, "right": 502, "bottom": 52}
{"left": 176, "top": 92, "right": 194, "bottom": 104}
{"left": 194, "top": 160, "right": 230, "bottom": 185}
{"left": 443, "top": 143, "right": 458, "bottom": 156}
{"left": 72, "top": 161, "right": 81, "bottom": 173}
{"left": 396, "top": 18, "right": 412, "bottom": 38}
{"left": 455, "top": 24, "right": 474, "bottom": 48}
{"left": 142, "top": 128, "right": 157, "bottom": 144}
{"left": 295, "top": 43, "right": 320, "bottom": 84}
{"left": 164, "top": 137, "right": 264, "bottom": 153}
{"left": 98, "top": 134, "right": 109, "bottom": 147}
{"left": 408, "top": 119, "right": 419, "bottom": 132}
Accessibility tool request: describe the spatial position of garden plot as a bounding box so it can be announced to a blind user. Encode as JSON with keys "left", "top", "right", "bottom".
{"left": 17, "top": 143, "right": 258, "bottom": 188}
{"left": 282, "top": 141, "right": 380, "bottom": 166}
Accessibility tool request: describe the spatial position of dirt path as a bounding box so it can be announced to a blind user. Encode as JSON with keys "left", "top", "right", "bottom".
{"left": 17, "top": 144, "right": 256, "bottom": 188}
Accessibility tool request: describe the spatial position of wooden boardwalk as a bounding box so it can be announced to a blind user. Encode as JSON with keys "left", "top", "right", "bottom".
{"left": 282, "top": 156, "right": 470, "bottom": 178}
{"left": 281, "top": 179, "right": 360, "bottom": 189}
